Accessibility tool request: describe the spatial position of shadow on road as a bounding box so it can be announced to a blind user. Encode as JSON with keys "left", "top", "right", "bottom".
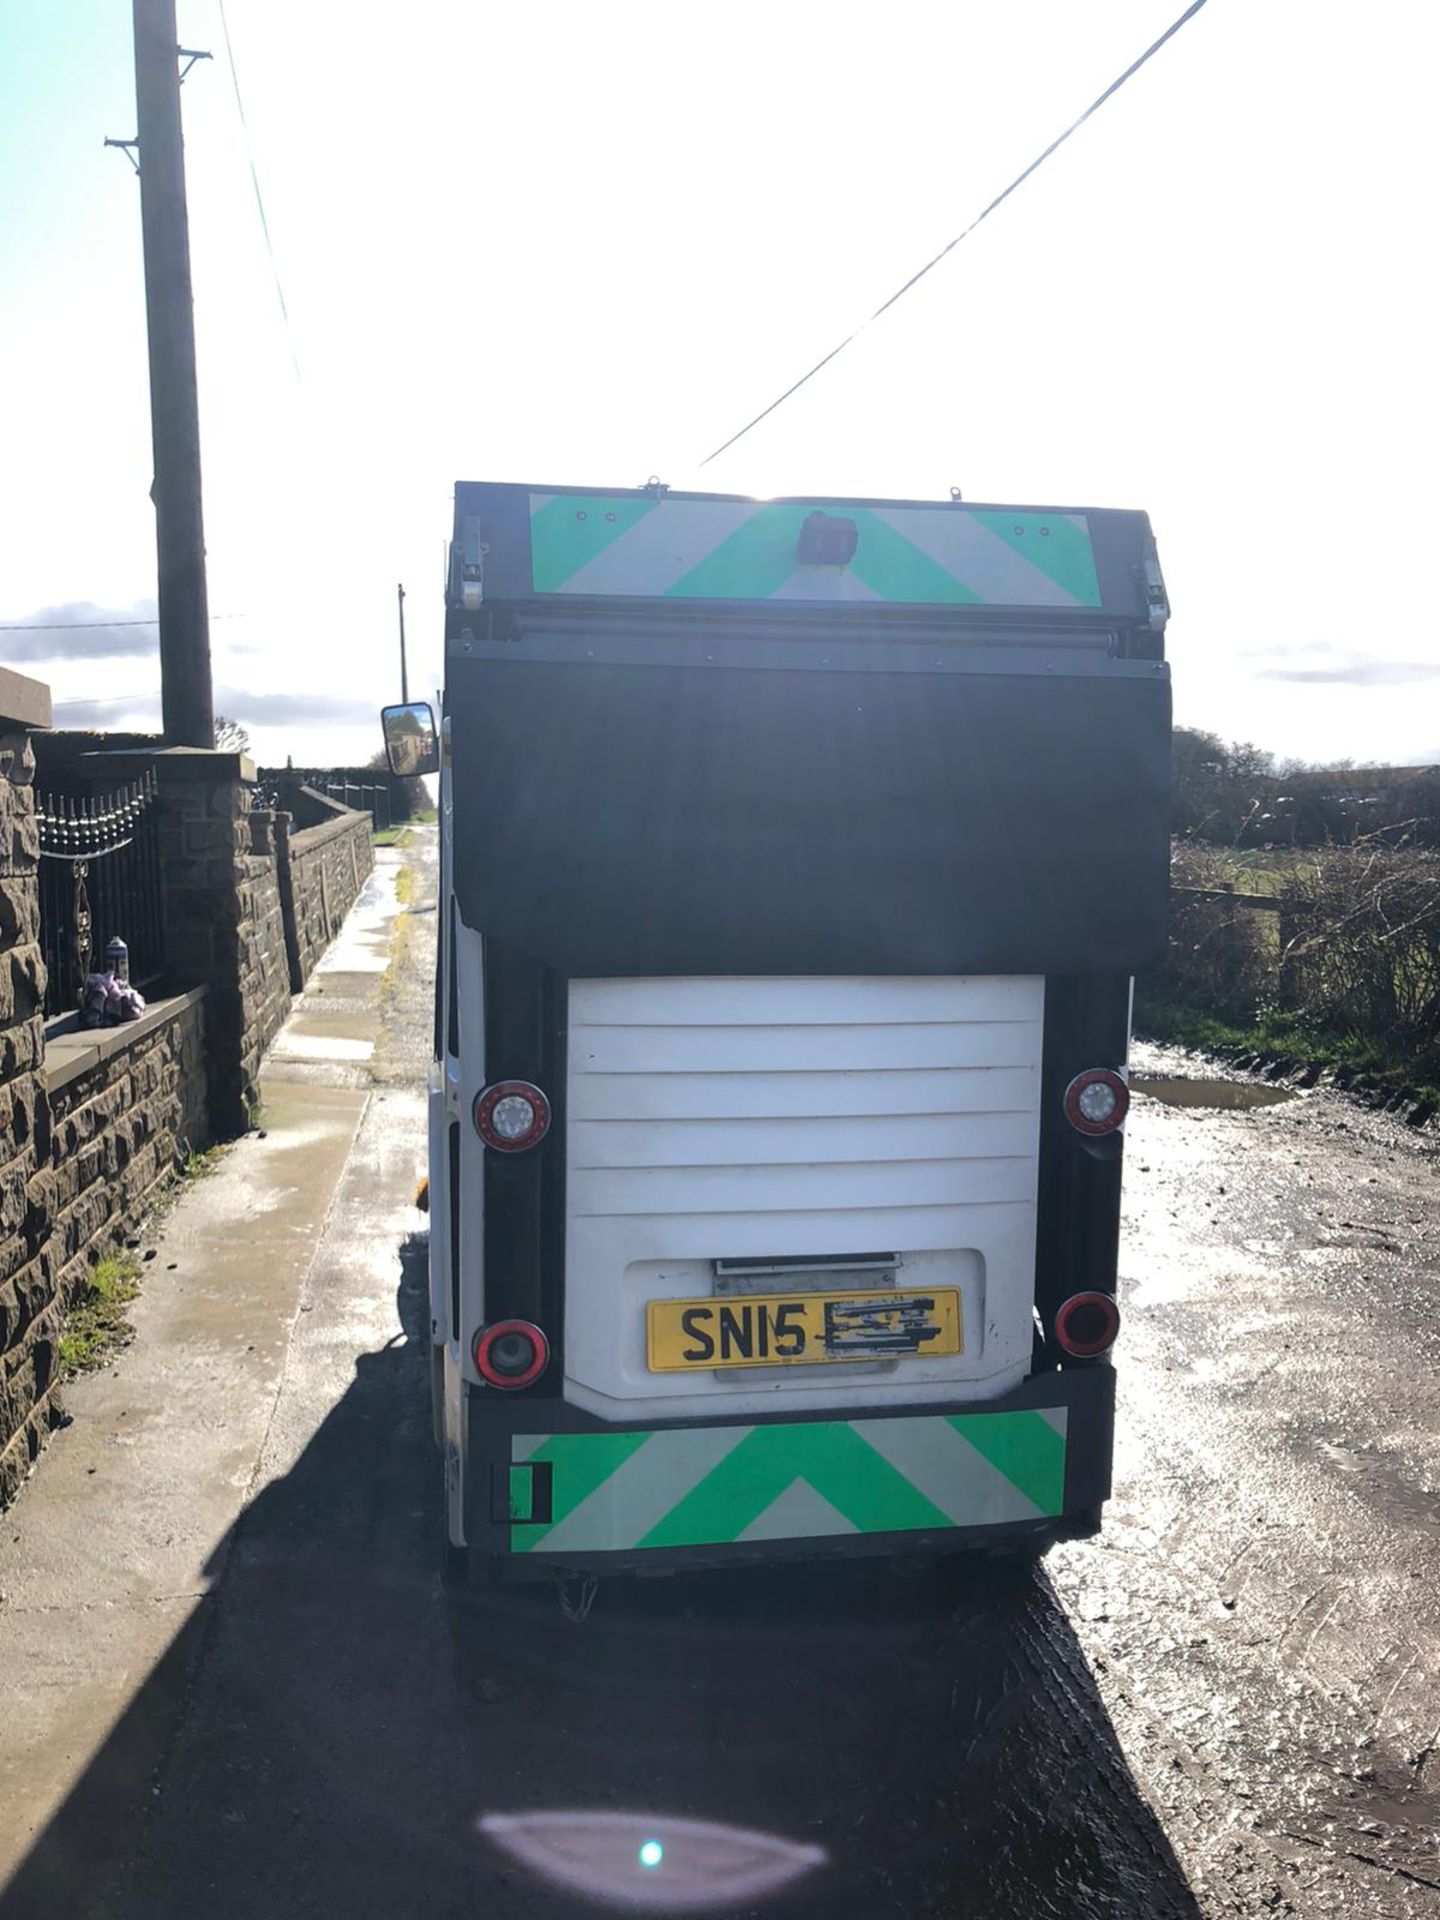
{"left": 1, "top": 1237, "right": 1202, "bottom": 1920}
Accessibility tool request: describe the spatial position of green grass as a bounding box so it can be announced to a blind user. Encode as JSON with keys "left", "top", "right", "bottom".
{"left": 58, "top": 1254, "right": 142, "bottom": 1377}
{"left": 378, "top": 882, "right": 422, "bottom": 1016}
{"left": 1134, "top": 987, "right": 1440, "bottom": 1107}
{"left": 1227, "top": 864, "right": 1287, "bottom": 897}
{"left": 183, "top": 1143, "right": 226, "bottom": 1179}
{"left": 1179, "top": 848, "right": 1319, "bottom": 897}
{"left": 394, "top": 864, "right": 418, "bottom": 907}
{"left": 372, "top": 825, "right": 405, "bottom": 847}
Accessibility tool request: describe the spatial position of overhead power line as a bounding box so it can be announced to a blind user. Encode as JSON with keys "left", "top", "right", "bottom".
{"left": 216, "top": 0, "right": 301, "bottom": 380}
{"left": 52, "top": 692, "right": 161, "bottom": 710}
{"left": 1, "top": 613, "right": 244, "bottom": 631}
{"left": 697, "top": 0, "right": 1210, "bottom": 469}
{"left": 2, "top": 618, "right": 159, "bottom": 631}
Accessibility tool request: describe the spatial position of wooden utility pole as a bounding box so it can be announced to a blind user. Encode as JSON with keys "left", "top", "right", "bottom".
{"left": 397, "top": 583, "right": 409, "bottom": 703}
{"left": 133, "top": 0, "right": 214, "bottom": 748}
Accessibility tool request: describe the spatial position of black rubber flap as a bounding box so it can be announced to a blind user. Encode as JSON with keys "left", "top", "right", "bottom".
{"left": 449, "top": 654, "right": 1171, "bottom": 977}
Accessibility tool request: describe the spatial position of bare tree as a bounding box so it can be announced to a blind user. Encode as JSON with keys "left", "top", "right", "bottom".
{"left": 366, "top": 745, "right": 426, "bottom": 820}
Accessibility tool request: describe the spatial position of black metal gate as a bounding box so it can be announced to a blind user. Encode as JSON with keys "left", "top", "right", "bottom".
{"left": 36, "top": 770, "right": 164, "bottom": 1016}
{"left": 308, "top": 778, "right": 391, "bottom": 830}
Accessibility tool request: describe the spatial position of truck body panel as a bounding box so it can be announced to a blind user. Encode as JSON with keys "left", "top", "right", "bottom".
{"left": 422, "top": 480, "right": 1171, "bottom": 1569}
{"left": 563, "top": 974, "right": 1043, "bottom": 1421}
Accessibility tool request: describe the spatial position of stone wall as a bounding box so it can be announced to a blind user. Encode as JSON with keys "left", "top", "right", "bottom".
{"left": 43, "top": 993, "right": 209, "bottom": 1307}
{"left": 238, "top": 812, "right": 292, "bottom": 1101}
{"left": 123, "top": 749, "right": 287, "bottom": 1138}
{"left": 3, "top": 712, "right": 379, "bottom": 1507}
{"left": 34, "top": 752, "right": 374, "bottom": 1131}
{"left": 0, "top": 670, "right": 58, "bottom": 1507}
{"left": 281, "top": 799, "right": 375, "bottom": 990}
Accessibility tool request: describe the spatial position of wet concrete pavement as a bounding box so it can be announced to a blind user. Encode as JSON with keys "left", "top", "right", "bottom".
{"left": 1, "top": 839, "right": 1436, "bottom": 1916}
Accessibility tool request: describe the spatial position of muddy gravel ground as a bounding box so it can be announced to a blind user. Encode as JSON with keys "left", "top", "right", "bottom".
{"left": 1046, "top": 1049, "right": 1440, "bottom": 1916}
{"left": 4, "top": 881, "right": 1436, "bottom": 1920}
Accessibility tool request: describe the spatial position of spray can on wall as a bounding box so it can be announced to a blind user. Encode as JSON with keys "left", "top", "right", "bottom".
{"left": 106, "top": 935, "right": 130, "bottom": 982}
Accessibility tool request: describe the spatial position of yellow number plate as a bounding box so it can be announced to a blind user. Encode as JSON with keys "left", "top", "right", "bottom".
{"left": 646, "top": 1288, "right": 963, "bottom": 1373}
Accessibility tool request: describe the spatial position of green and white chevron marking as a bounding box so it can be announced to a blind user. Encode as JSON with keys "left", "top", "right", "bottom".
{"left": 508, "top": 1408, "right": 1067, "bottom": 1553}
{"left": 527, "top": 493, "right": 1100, "bottom": 609}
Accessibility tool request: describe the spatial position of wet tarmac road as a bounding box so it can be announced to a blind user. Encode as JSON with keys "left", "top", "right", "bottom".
{"left": 3, "top": 833, "right": 1436, "bottom": 1919}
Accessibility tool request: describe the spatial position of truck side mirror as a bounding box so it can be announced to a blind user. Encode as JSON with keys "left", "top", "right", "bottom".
{"left": 381, "top": 702, "right": 440, "bottom": 777}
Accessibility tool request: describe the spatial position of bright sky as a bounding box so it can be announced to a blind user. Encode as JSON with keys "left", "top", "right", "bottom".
{"left": 2, "top": 0, "right": 1437, "bottom": 768}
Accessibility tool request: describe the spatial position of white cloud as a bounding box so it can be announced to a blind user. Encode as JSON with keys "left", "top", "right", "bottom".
{"left": 3, "top": 0, "right": 1437, "bottom": 766}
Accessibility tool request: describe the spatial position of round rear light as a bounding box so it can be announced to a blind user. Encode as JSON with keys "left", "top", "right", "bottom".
{"left": 1055, "top": 1291, "right": 1121, "bottom": 1358}
{"left": 474, "top": 1080, "right": 551, "bottom": 1152}
{"left": 473, "top": 1319, "right": 550, "bottom": 1389}
{"left": 1063, "top": 1068, "right": 1129, "bottom": 1136}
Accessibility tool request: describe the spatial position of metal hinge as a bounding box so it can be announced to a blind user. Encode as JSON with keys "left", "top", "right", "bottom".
{"left": 1139, "top": 552, "right": 1169, "bottom": 633}
{"left": 457, "top": 518, "right": 487, "bottom": 611}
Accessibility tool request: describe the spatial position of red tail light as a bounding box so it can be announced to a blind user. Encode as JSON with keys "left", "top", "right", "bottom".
{"left": 1054, "top": 1291, "right": 1121, "bottom": 1358}
{"left": 474, "top": 1080, "right": 551, "bottom": 1152}
{"left": 1063, "top": 1068, "right": 1129, "bottom": 1136}
{"left": 473, "top": 1320, "right": 550, "bottom": 1389}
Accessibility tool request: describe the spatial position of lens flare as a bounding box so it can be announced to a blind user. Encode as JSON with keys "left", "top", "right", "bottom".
{"left": 481, "top": 1810, "right": 826, "bottom": 1911}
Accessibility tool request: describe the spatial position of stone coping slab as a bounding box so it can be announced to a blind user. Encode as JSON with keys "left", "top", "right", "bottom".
{"left": 43, "top": 987, "right": 209, "bottom": 1095}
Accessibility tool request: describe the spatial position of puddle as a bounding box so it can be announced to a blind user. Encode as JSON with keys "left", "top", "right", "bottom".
{"left": 1130, "top": 1076, "right": 1298, "bottom": 1112}
{"left": 1314, "top": 1439, "right": 1440, "bottom": 1531}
